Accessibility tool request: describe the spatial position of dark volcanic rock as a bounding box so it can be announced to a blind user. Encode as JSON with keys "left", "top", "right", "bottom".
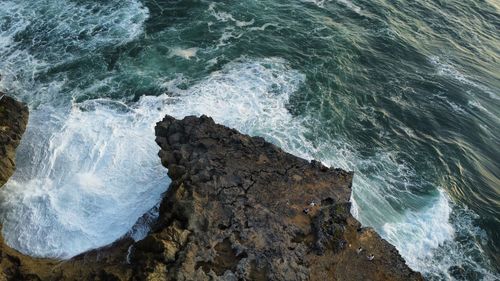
{"left": 0, "top": 113, "right": 424, "bottom": 281}
{"left": 0, "top": 94, "right": 28, "bottom": 187}
{"left": 138, "top": 114, "right": 423, "bottom": 281}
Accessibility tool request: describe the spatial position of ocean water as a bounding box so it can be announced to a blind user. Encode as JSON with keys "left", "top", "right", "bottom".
{"left": 0, "top": 0, "right": 498, "bottom": 280}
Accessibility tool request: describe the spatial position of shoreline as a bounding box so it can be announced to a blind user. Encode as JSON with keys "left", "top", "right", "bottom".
{"left": 0, "top": 96, "right": 422, "bottom": 280}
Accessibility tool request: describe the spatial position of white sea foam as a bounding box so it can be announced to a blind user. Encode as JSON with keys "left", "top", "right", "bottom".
{"left": 382, "top": 190, "right": 455, "bottom": 269}
{"left": 0, "top": 100, "right": 169, "bottom": 258}
{"left": 0, "top": 0, "right": 149, "bottom": 101}
{"left": 0, "top": 57, "right": 306, "bottom": 258}
{"left": 206, "top": 3, "right": 258, "bottom": 49}
{"left": 158, "top": 58, "right": 310, "bottom": 155}
{"left": 208, "top": 3, "right": 255, "bottom": 27}
{"left": 1, "top": 52, "right": 495, "bottom": 279}
{"left": 0, "top": 0, "right": 494, "bottom": 277}
{"left": 169, "top": 47, "right": 199, "bottom": 60}
{"left": 0, "top": 0, "right": 155, "bottom": 258}
{"left": 154, "top": 57, "right": 496, "bottom": 279}
{"left": 157, "top": 59, "right": 461, "bottom": 275}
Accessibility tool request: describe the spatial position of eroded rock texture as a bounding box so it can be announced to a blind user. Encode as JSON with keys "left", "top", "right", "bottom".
{"left": 0, "top": 94, "right": 28, "bottom": 187}
{"left": 139, "top": 115, "right": 423, "bottom": 281}
{"left": 0, "top": 113, "right": 423, "bottom": 281}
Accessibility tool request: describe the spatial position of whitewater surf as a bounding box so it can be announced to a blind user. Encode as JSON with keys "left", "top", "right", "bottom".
{"left": 0, "top": 0, "right": 498, "bottom": 280}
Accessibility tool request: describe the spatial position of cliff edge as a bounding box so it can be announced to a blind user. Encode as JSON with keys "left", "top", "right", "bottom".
{"left": 135, "top": 115, "right": 423, "bottom": 281}
{"left": 0, "top": 112, "right": 423, "bottom": 281}
{"left": 0, "top": 94, "right": 28, "bottom": 187}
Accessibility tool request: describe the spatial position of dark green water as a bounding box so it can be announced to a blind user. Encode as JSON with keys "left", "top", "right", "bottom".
{"left": 0, "top": 0, "right": 498, "bottom": 280}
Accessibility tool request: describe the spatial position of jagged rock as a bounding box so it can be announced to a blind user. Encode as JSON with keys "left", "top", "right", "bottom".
{"left": 0, "top": 112, "right": 424, "bottom": 281}
{"left": 0, "top": 94, "right": 28, "bottom": 187}
{"left": 138, "top": 114, "right": 423, "bottom": 281}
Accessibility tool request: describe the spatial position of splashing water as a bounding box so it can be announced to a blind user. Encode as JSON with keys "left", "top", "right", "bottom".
{"left": 0, "top": 0, "right": 498, "bottom": 280}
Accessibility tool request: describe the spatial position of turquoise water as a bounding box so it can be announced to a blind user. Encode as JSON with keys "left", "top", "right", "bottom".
{"left": 0, "top": 0, "right": 498, "bottom": 280}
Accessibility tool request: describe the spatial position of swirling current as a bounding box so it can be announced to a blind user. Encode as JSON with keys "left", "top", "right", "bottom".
{"left": 0, "top": 0, "right": 498, "bottom": 280}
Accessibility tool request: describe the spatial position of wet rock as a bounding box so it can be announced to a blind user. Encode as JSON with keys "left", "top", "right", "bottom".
{"left": 0, "top": 94, "right": 28, "bottom": 187}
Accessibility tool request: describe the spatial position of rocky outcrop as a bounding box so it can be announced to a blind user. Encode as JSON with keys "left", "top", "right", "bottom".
{"left": 0, "top": 94, "right": 28, "bottom": 187}
{"left": 134, "top": 115, "right": 423, "bottom": 281}
{"left": 0, "top": 113, "right": 423, "bottom": 281}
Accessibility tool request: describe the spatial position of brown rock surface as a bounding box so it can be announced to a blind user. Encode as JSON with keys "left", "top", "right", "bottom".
{"left": 0, "top": 113, "right": 424, "bottom": 281}
{"left": 0, "top": 94, "right": 29, "bottom": 187}
{"left": 139, "top": 115, "right": 423, "bottom": 281}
